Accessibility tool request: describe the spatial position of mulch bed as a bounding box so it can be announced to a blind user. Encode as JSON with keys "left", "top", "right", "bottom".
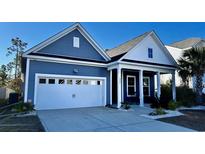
{"left": 0, "top": 115, "right": 45, "bottom": 132}
{"left": 158, "top": 110, "right": 205, "bottom": 131}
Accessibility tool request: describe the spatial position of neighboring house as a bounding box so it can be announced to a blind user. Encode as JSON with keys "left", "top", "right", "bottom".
{"left": 0, "top": 87, "right": 15, "bottom": 99}
{"left": 164, "top": 38, "right": 205, "bottom": 93}
{"left": 22, "top": 23, "right": 177, "bottom": 110}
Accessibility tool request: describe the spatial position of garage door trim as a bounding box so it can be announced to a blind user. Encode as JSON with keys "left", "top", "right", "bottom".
{"left": 33, "top": 73, "right": 107, "bottom": 108}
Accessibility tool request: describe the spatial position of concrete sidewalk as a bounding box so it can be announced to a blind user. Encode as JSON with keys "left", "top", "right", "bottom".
{"left": 37, "top": 107, "right": 195, "bottom": 132}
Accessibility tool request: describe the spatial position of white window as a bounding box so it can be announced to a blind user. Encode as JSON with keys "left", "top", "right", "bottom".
{"left": 143, "top": 77, "right": 150, "bottom": 96}
{"left": 127, "top": 75, "right": 136, "bottom": 97}
{"left": 73, "top": 37, "right": 80, "bottom": 48}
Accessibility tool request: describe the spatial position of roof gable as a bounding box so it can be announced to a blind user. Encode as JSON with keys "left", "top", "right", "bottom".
{"left": 122, "top": 32, "right": 177, "bottom": 67}
{"left": 23, "top": 23, "right": 110, "bottom": 61}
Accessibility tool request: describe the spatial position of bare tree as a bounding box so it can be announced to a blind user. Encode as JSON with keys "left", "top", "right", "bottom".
{"left": 7, "top": 37, "right": 27, "bottom": 79}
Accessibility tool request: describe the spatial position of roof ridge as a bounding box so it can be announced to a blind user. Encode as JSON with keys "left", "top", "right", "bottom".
{"left": 170, "top": 37, "right": 202, "bottom": 46}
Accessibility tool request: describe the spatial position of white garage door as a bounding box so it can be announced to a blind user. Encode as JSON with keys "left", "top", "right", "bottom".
{"left": 35, "top": 74, "right": 106, "bottom": 110}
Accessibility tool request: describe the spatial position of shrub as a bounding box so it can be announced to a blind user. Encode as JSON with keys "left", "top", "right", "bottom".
{"left": 158, "top": 84, "right": 196, "bottom": 108}
{"left": 0, "top": 99, "right": 8, "bottom": 106}
{"left": 168, "top": 100, "right": 177, "bottom": 110}
{"left": 149, "top": 107, "right": 166, "bottom": 116}
{"left": 12, "top": 101, "right": 34, "bottom": 113}
{"left": 121, "top": 101, "right": 130, "bottom": 110}
{"left": 176, "top": 86, "right": 196, "bottom": 107}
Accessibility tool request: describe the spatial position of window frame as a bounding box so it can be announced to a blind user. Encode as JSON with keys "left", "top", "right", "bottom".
{"left": 143, "top": 77, "right": 150, "bottom": 96}
{"left": 126, "top": 75, "right": 136, "bottom": 97}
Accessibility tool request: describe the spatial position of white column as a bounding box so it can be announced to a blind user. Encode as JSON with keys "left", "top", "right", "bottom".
{"left": 24, "top": 58, "right": 30, "bottom": 102}
{"left": 157, "top": 71, "right": 161, "bottom": 98}
{"left": 172, "top": 71, "right": 176, "bottom": 101}
{"left": 109, "top": 69, "right": 112, "bottom": 105}
{"left": 117, "top": 67, "right": 122, "bottom": 108}
{"left": 121, "top": 70, "right": 124, "bottom": 102}
{"left": 139, "top": 69, "right": 144, "bottom": 107}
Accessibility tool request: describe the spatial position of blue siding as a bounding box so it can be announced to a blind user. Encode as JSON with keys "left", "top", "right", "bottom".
{"left": 37, "top": 29, "right": 106, "bottom": 62}
{"left": 27, "top": 60, "right": 110, "bottom": 104}
{"left": 122, "top": 70, "right": 155, "bottom": 104}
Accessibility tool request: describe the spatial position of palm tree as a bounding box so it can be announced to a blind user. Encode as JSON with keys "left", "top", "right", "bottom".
{"left": 178, "top": 47, "right": 205, "bottom": 103}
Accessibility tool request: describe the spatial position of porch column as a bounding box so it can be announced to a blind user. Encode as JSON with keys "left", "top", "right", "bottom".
{"left": 121, "top": 70, "right": 124, "bottom": 102}
{"left": 109, "top": 69, "right": 112, "bottom": 105}
{"left": 157, "top": 71, "right": 161, "bottom": 98}
{"left": 139, "top": 69, "right": 144, "bottom": 107}
{"left": 117, "top": 67, "right": 122, "bottom": 108}
{"left": 172, "top": 71, "right": 176, "bottom": 101}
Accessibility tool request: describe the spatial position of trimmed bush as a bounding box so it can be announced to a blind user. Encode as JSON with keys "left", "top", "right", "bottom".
{"left": 149, "top": 107, "right": 166, "bottom": 116}
{"left": 168, "top": 101, "right": 177, "bottom": 110}
{"left": 12, "top": 101, "right": 34, "bottom": 113}
{"left": 121, "top": 101, "right": 130, "bottom": 110}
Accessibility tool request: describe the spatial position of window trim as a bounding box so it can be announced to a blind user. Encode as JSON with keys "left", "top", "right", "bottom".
{"left": 126, "top": 75, "right": 136, "bottom": 97}
{"left": 73, "top": 36, "right": 80, "bottom": 48}
{"left": 143, "top": 77, "right": 150, "bottom": 96}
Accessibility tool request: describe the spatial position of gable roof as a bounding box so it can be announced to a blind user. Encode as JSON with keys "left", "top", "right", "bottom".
{"left": 170, "top": 38, "right": 203, "bottom": 49}
{"left": 106, "top": 31, "right": 177, "bottom": 67}
{"left": 23, "top": 23, "right": 111, "bottom": 61}
{"left": 106, "top": 31, "right": 151, "bottom": 58}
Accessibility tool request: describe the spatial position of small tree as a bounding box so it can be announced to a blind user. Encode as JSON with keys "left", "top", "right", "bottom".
{"left": 7, "top": 37, "right": 27, "bottom": 79}
{"left": 178, "top": 47, "right": 205, "bottom": 103}
{"left": 0, "top": 65, "right": 8, "bottom": 87}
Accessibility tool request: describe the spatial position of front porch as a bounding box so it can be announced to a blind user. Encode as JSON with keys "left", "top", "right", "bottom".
{"left": 108, "top": 62, "right": 176, "bottom": 108}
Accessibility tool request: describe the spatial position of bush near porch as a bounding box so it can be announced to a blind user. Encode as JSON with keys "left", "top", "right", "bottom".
{"left": 152, "top": 85, "right": 197, "bottom": 109}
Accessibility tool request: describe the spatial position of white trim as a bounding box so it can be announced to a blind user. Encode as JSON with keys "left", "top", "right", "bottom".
{"left": 157, "top": 72, "right": 161, "bottom": 98}
{"left": 23, "top": 23, "right": 110, "bottom": 61}
{"left": 24, "top": 58, "right": 30, "bottom": 102}
{"left": 172, "top": 71, "right": 176, "bottom": 101}
{"left": 126, "top": 75, "right": 136, "bottom": 97}
{"left": 33, "top": 73, "right": 107, "bottom": 106}
{"left": 121, "top": 70, "right": 124, "bottom": 102}
{"left": 117, "top": 67, "right": 122, "bottom": 108}
{"left": 139, "top": 69, "right": 144, "bottom": 107}
{"left": 25, "top": 55, "right": 107, "bottom": 67}
{"left": 73, "top": 36, "right": 80, "bottom": 48}
{"left": 143, "top": 76, "right": 150, "bottom": 96}
{"left": 109, "top": 70, "right": 112, "bottom": 105}
{"left": 107, "top": 61, "right": 176, "bottom": 72}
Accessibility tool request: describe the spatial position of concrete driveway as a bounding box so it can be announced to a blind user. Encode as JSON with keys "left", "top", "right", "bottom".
{"left": 37, "top": 106, "right": 194, "bottom": 132}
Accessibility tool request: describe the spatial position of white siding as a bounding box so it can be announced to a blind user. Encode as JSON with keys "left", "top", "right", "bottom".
{"left": 124, "top": 35, "right": 174, "bottom": 66}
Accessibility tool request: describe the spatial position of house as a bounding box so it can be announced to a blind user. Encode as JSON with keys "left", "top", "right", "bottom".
{"left": 22, "top": 23, "right": 178, "bottom": 110}
{"left": 164, "top": 38, "right": 205, "bottom": 93}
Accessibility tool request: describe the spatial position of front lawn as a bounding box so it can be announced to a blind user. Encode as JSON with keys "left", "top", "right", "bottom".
{"left": 158, "top": 109, "right": 205, "bottom": 131}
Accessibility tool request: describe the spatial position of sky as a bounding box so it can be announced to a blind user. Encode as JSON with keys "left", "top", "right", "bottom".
{"left": 1, "top": 22, "right": 205, "bottom": 65}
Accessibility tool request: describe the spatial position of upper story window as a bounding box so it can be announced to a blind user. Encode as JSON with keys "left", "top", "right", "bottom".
{"left": 73, "top": 37, "right": 80, "bottom": 48}
{"left": 148, "top": 48, "right": 153, "bottom": 58}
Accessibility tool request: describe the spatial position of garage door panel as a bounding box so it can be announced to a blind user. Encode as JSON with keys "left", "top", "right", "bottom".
{"left": 35, "top": 76, "right": 105, "bottom": 110}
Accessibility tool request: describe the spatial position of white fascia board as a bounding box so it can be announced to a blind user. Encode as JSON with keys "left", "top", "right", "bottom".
{"left": 25, "top": 55, "right": 107, "bottom": 67}
{"left": 151, "top": 33, "right": 178, "bottom": 67}
{"left": 77, "top": 24, "right": 111, "bottom": 61}
{"left": 23, "top": 23, "right": 111, "bottom": 61}
{"left": 118, "top": 32, "right": 152, "bottom": 62}
{"left": 23, "top": 23, "right": 80, "bottom": 56}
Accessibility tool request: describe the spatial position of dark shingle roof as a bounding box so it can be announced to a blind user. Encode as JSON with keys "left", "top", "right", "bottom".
{"left": 106, "top": 31, "right": 152, "bottom": 58}
{"left": 170, "top": 38, "right": 202, "bottom": 49}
